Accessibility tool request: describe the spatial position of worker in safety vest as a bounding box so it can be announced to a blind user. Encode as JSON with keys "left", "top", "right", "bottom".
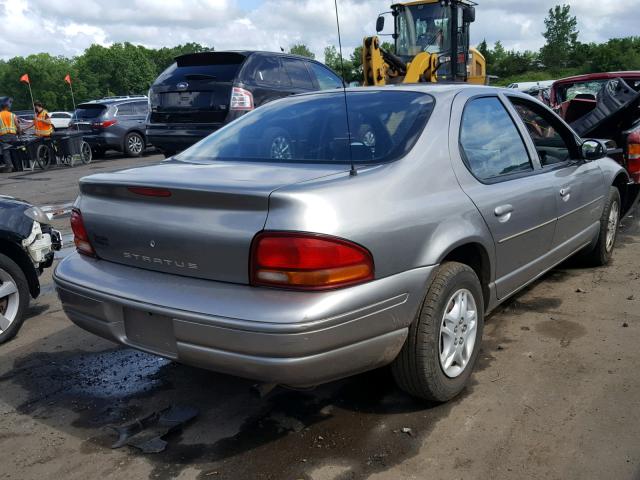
{"left": 0, "top": 97, "right": 21, "bottom": 172}
{"left": 33, "top": 101, "right": 53, "bottom": 137}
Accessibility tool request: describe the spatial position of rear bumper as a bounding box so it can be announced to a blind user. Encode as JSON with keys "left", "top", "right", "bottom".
{"left": 146, "top": 124, "right": 222, "bottom": 153}
{"left": 53, "top": 253, "right": 434, "bottom": 386}
{"left": 81, "top": 132, "right": 121, "bottom": 150}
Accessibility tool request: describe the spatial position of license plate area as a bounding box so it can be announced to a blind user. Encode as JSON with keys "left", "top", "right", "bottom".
{"left": 124, "top": 308, "right": 177, "bottom": 356}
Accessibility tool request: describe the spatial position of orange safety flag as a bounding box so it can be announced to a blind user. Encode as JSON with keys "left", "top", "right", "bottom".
{"left": 64, "top": 74, "right": 72, "bottom": 85}
{"left": 20, "top": 73, "right": 30, "bottom": 84}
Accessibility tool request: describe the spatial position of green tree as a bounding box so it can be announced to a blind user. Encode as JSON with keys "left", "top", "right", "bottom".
{"left": 540, "top": 4, "right": 579, "bottom": 70}
{"left": 324, "top": 45, "right": 354, "bottom": 82}
{"left": 289, "top": 44, "right": 315, "bottom": 59}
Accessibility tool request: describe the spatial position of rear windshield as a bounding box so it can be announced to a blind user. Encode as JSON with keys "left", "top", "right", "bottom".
{"left": 73, "top": 105, "right": 107, "bottom": 121}
{"left": 176, "top": 90, "right": 434, "bottom": 165}
{"left": 154, "top": 54, "right": 246, "bottom": 85}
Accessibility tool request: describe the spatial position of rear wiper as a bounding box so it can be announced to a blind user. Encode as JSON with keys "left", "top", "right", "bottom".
{"left": 184, "top": 73, "right": 217, "bottom": 80}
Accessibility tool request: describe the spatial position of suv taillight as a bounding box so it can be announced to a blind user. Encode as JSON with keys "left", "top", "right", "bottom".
{"left": 230, "top": 87, "right": 254, "bottom": 111}
{"left": 627, "top": 132, "right": 640, "bottom": 182}
{"left": 92, "top": 119, "right": 117, "bottom": 129}
{"left": 250, "top": 232, "right": 374, "bottom": 290}
{"left": 70, "top": 208, "right": 96, "bottom": 257}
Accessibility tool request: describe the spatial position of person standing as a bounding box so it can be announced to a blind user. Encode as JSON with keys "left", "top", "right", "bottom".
{"left": 0, "top": 97, "right": 21, "bottom": 172}
{"left": 33, "top": 101, "right": 53, "bottom": 137}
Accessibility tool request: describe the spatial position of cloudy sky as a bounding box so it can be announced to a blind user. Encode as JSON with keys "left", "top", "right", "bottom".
{"left": 0, "top": 0, "right": 638, "bottom": 61}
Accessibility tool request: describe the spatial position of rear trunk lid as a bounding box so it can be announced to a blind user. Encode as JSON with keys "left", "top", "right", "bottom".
{"left": 149, "top": 52, "right": 247, "bottom": 125}
{"left": 72, "top": 104, "right": 108, "bottom": 131}
{"left": 77, "top": 160, "right": 347, "bottom": 284}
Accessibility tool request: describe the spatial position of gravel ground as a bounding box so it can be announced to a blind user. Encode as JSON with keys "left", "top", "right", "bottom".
{"left": 0, "top": 156, "right": 639, "bottom": 480}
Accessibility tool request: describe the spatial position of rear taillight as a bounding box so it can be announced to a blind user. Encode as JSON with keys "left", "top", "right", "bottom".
{"left": 230, "top": 87, "right": 254, "bottom": 111}
{"left": 70, "top": 208, "right": 95, "bottom": 257}
{"left": 627, "top": 139, "right": 640, "bottom": 182}
{"left": 250, "top": 232, "right": 374, "bottom": 290}
{"left": 92, "top": 119, "right": 117, "bottom": 128}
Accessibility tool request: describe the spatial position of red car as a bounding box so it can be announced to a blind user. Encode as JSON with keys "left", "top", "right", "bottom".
{"left": 550, "top": 71, "right": 640, "bottom": 183}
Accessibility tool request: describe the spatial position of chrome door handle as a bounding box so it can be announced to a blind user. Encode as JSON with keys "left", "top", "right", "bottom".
{"left": 560, "top": 187, "right": 571, "bottom": 196}
{"left": 494, "top": 204, "right": 514, "bottom": 217}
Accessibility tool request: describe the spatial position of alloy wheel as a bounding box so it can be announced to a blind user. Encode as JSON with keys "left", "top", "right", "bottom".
{"left": 0, "top": 268, "right": 20, "bottom": 334}
{"left": 439, "top": 288, "right": 478, "bottom": 378}
{"left": 606, "top": 200, "right": 620, "bottom": 253}
{"left": 128, "top": 134, "right": 144, "bottom": 155}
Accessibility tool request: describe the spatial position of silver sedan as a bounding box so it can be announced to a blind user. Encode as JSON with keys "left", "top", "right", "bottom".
{"left": 54, "top": 84, "right": 631, "bottom": 402}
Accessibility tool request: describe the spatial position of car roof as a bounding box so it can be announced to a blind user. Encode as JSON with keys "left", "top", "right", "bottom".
{"left": 174, "top": 50, "right": 324, "bottom": 65}
{"left": 78, "top": 96, "right": 147, "bottom": 106}
{"left": 554, "top": 71, "right": 640, "bottom": 85}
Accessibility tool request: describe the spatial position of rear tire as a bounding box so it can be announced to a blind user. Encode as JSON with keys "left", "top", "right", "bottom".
{"left": 80, "top": 141, "right": 92, "bottom": 164}
{"left": 0, "top": 253, "right": 30, "bottom": 345}
{"left": 391, "top": 262, "right": 484, "bottom": 402}
{"left": 584, "top": 186, "right": 620, "bottom": 266}
{"left": 124, "top": 132, "right": 145, "bottom": 157}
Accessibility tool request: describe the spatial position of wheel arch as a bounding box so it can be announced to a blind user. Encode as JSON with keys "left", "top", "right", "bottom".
{"left": 0, "top": 240, "right": 40, "bottom": 298}
{"left": 612, "top": 172, "right": 638, "bottom": 216}
{"left": 438, "top": 241, "right": 492, "bottom": 311}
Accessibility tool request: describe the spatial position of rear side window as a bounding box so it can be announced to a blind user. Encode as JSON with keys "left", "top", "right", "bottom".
{"left": 249, "top": 56, "right": 287, "bottom": 86}
{"left": 134, "top": 101, "right": 149, "bottom": 115}
{"left": 116, "top": 103, "right": 135, "bottom": 116}
{"left": 176, "top": 91, "right": 434, "bottom": 165}
{"left": 460, "top": 97, "right": 532, "bottom": 181}
{"left": 282, "top": 58, "right": 314, "bottom": 89}
{"left": 308, "top": 62, "right": 343, "bottom": 90}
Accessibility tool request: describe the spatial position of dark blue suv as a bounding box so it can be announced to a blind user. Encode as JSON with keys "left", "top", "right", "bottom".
{"left": 71, "top": 96, "right": 149, "bottom": 157}
{"left": 146, "top": 51, "right": 344, "bottom": 156}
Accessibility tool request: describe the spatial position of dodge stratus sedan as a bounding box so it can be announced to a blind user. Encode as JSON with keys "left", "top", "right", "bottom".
{"left": 54, "top": 85, "right": 630, "bottom": 402}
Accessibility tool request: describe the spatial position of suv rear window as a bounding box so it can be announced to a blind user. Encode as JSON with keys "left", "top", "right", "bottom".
{"left": 154, "top": 52, "right": 246, "bottom": 85}
{"left": 176, "top": 91, "right": 434, "bottom": 165}
{"left": 73, "top": 104, "right": 107, "bottom": 121}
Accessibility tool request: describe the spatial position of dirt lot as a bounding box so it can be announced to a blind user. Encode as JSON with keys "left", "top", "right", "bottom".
{"left": 0, "top": 156, "right": 639, "bottom": 480}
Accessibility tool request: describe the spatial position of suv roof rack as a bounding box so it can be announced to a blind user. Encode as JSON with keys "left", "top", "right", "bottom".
{"left": 101, "top": 95, "right": 148, "bottom": 100}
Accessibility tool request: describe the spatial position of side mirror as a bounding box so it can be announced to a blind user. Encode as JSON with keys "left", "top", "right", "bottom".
{"left": 463, "top": 7, "right": 476, "bottom": 23}
{"left": 581, "top": 139, "right": 607, "bottom": 161}
{"left": 376, "top": 16, "right": 385, "bottom": 33}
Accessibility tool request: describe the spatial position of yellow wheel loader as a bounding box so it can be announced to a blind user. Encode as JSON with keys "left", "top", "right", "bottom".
{"left": 363, "top": 0, "right": 486, "bottom": 86}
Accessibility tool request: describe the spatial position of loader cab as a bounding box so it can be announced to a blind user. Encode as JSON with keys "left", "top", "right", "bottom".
{"left": 377, "top": 0, "right": 476, "bottom": 82}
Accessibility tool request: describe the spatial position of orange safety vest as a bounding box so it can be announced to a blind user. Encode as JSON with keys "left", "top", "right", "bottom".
{"left": 34, "top": 110, "right": 52, "bottom": 137}
{"left": 0, "top": 110, "right": 16, "bottom": 135}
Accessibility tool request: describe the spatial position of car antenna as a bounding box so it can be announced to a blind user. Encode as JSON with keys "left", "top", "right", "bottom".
{"left": 333, "top": 0, "right": 357, "bottom": 176}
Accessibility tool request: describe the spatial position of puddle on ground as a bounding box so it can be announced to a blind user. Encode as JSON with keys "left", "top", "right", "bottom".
{"left": 535, "top": 318, "right": 587, "bottom": 347}
{"left": 2, "top": 342, "right": 478, "bottom": 480}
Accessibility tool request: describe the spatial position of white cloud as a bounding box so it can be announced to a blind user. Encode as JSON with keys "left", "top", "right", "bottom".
{"left": 0, "top": 0, "right": 638, "bottom": 61}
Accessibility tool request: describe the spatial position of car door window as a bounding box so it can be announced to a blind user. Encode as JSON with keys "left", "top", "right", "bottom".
{"left": 134, "top": 101, "right": 149, "bottom": 115}
{"left": 308, "top": 62, "right": 343, "bottom": 90}
{"left": 252, "top": 56, "right": 288, "bottom": 87}
{"left": 460, "top": 97, "right": 532, "bottom": 181}
{"left": 509, "top": 98, "right": 572, "bottom": 166}
{"left": 116, "top": 103, "right": 134, "bottom": 116}
{"left": 282, "top": 58, "right": 314, "bottom": 90}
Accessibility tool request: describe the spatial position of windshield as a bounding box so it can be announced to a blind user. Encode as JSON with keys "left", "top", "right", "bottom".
{"left": 176, "top": 90, "right": 434, "bottom": 165}
{"left": 558, "top": 78, "right": 640, "bottom": 103}
{"left": 396, "top": 4, "right": 450, "bottom": 58}
{"left": 73, "top": 105, "right": 107, "bottom": 121}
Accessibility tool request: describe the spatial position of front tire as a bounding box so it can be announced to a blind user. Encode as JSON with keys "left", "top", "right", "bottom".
{"left": 392, "top": 262, "right": 484, "bottom": 402}
{"left": 124, "top": 132, "right": 145, "bottom": 157}
{"left": 585, "top": 186, "right": 620, "bottom": 266}
{"left": 0, "top": 253, "right": 30, "bottom": 344}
